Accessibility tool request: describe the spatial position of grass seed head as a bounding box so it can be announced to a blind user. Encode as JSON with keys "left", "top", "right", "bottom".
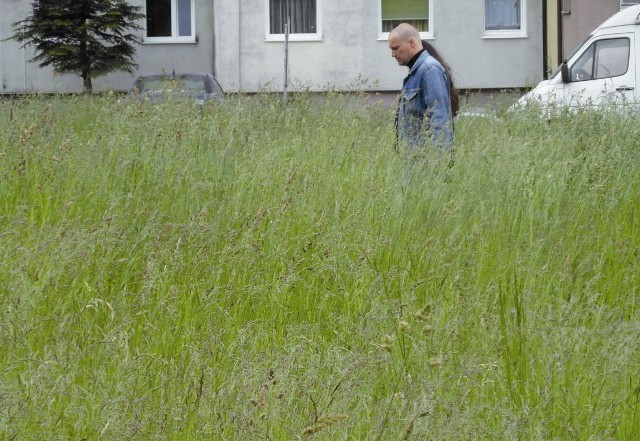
{"left": 414, "top": 304, "right": 433, "bottom": 320}
{"left": 381, "top": 334, "right": 395, "bottom": 352}
{"left": 318, "top": 414, "right": 347, "bottom": 424}
{"left": 303, "top": 414, "right": 348, "bottom": 436}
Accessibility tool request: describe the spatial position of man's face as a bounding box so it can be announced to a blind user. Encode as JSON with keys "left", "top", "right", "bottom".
{"left": 388, "top": 33, "right": 416, "bottom": 66}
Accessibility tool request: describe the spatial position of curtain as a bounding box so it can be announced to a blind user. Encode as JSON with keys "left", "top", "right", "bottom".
{"left": 147, "top": 0, "right": 172, "bottom": 37}
{"left": 381, "top": 0, "right": 428, "bottom": 20}
{"left": 270, "top": 0, "right": 317, "bottom": 34}
{"left": 485, "top": 0, "right": 520, "bottom": 30}
{"left": 382, "top": 19, "right": 428, "bottom": 32}
{"left": 178, "top": 0, "right": 192, "bottom": 37}
{"left": 381, "top": 0, "right": 429, "bottom": 32}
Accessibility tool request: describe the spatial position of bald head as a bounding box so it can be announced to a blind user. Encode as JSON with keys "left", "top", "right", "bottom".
{"left": 388, "top": 23, "right": 422, "bottom": 66}
{"left": 390, "top": 23, "right": 421, "bottom": 43}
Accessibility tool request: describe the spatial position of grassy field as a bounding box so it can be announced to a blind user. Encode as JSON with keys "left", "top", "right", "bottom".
{"left": 0, "top": 93, "right": 639, "bottom": 440}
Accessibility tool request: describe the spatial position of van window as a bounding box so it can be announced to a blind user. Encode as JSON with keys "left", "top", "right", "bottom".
{"left": 570, "top": 38, "right": 630, "bottom": 82}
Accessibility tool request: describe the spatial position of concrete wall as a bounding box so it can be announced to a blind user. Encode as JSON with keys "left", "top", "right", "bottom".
{"left": 214, "top": 0, "right": 544, "bottom": 92}
{"left": 2, "top": 0, "right": 544, "bottom": 94}
{"left": 214, "top": 0, "right": 369, "bottom": 92}
{"left": 1, "top": 0, "right": 74, "bottom": 93}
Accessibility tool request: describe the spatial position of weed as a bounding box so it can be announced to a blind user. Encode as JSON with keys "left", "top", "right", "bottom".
{"left": 0, "top": 94, "right": 638, "bottom": 439}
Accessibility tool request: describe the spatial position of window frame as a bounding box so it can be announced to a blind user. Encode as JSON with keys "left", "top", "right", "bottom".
{"left": 483, "top": 0, "right": 527, "bottom": 39}
{"left": 265, "top": 0, "right": 322, "bottom": 42}
{"left": 144, "top": 0, "right": 196, "bottom": 44}
{"left": 378, "top": 0, "right": 434, "bottom": 40}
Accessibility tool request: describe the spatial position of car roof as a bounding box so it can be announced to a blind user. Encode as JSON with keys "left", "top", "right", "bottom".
{"left": 599, "top": 5, "right": 640, "bottom": 30}
{"left": 135, "top": 72, "right": 213, "bottom": 79}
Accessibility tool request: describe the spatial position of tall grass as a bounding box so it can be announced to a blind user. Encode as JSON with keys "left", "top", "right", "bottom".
{"left": 1, "top": 93, "right": 639, "bottom": 440}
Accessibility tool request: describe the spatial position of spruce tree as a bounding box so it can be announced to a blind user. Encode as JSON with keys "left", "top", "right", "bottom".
{"left": 12, "top": 0, "right": 144, "bottom": 93}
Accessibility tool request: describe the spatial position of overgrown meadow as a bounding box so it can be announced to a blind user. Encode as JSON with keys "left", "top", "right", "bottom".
{"left": 1, "top": 93, "right": 639, "bottom": 440}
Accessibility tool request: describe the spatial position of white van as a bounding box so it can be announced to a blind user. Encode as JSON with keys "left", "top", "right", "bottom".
{"left": 519, "top": 5, "right": 640, "bottom": 109}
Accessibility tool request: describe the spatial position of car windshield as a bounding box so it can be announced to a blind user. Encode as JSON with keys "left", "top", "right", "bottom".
{"left": 136, "top": 76, "right": 208, "bottom": 94}
{"left": 550, "top": 34, "right": 593, "bottom": 79}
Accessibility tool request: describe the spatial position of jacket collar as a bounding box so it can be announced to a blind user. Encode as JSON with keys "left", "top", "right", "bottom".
{"left": 408, "top": 50, "right": 430, "bottom": 76}
{"left": 404, "top": 50, "right": 429, "bottom": 84}
{"left": 407, "top": 49, "right": 426, "bottom": 71}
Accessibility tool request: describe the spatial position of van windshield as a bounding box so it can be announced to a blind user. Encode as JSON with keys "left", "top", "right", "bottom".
{"left": 550, "top": 34, "right": 593, "bottom": 79}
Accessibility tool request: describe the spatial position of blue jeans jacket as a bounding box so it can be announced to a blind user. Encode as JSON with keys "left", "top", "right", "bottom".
{"left": 397, "top": 51, "right": 453, "bottom": 148}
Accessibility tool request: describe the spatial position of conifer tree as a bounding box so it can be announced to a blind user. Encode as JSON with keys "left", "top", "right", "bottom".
{"left": 12, "top": 0, "right": 144, "bottom": 93}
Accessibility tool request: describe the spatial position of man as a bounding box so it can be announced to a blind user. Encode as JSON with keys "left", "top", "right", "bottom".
{"left": 388, "top": 23, "right": 453, "bottom": 148}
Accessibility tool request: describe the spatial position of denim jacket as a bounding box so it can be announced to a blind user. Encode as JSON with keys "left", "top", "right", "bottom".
{"left": 397, "top": 51, "right": 453, "bottom": 148}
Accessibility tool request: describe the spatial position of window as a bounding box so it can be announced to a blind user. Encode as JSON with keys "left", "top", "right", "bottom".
{"left": 145, "top": 0, "right": 195, "bottom": 42}
{"left": 379, "top": 0, "right": 432, "bottom": 37}
{"left": 570, "top": 38, "right": 630, "bottom": 82}
{"left": 484, "top": 0, "right": 526, "bottom": 38}
{"left": 267, "top": 0, "right": 321, "bottom": 41}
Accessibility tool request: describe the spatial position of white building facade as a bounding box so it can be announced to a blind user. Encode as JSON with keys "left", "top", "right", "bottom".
{"left": 0, "top": 0, "right": 543, "bottom": 94}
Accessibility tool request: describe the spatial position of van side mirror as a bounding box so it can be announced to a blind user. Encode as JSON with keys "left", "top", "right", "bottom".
{"left": 561, "top": 59, "right": 570, "bottom": 83}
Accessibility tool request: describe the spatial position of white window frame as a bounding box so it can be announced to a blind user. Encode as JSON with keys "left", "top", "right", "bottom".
{"left": 144, "top": 0, "right": 196, "bottom": 44}
{"left": 483, "top": 0, "right": 527, "bottom": 39}
{"left": 378, "top": 0, "right": 434, "bottom": 41}
{"left": 265, "top": 0, "right": 322, "bottom": 42}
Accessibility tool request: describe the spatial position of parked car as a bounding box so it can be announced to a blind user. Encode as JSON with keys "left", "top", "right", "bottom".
{"left": 517, "top": 5, "right": 640, "bottom": 111}
{"left": 126, "top": 72, "right": 224, "bottom": 104}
